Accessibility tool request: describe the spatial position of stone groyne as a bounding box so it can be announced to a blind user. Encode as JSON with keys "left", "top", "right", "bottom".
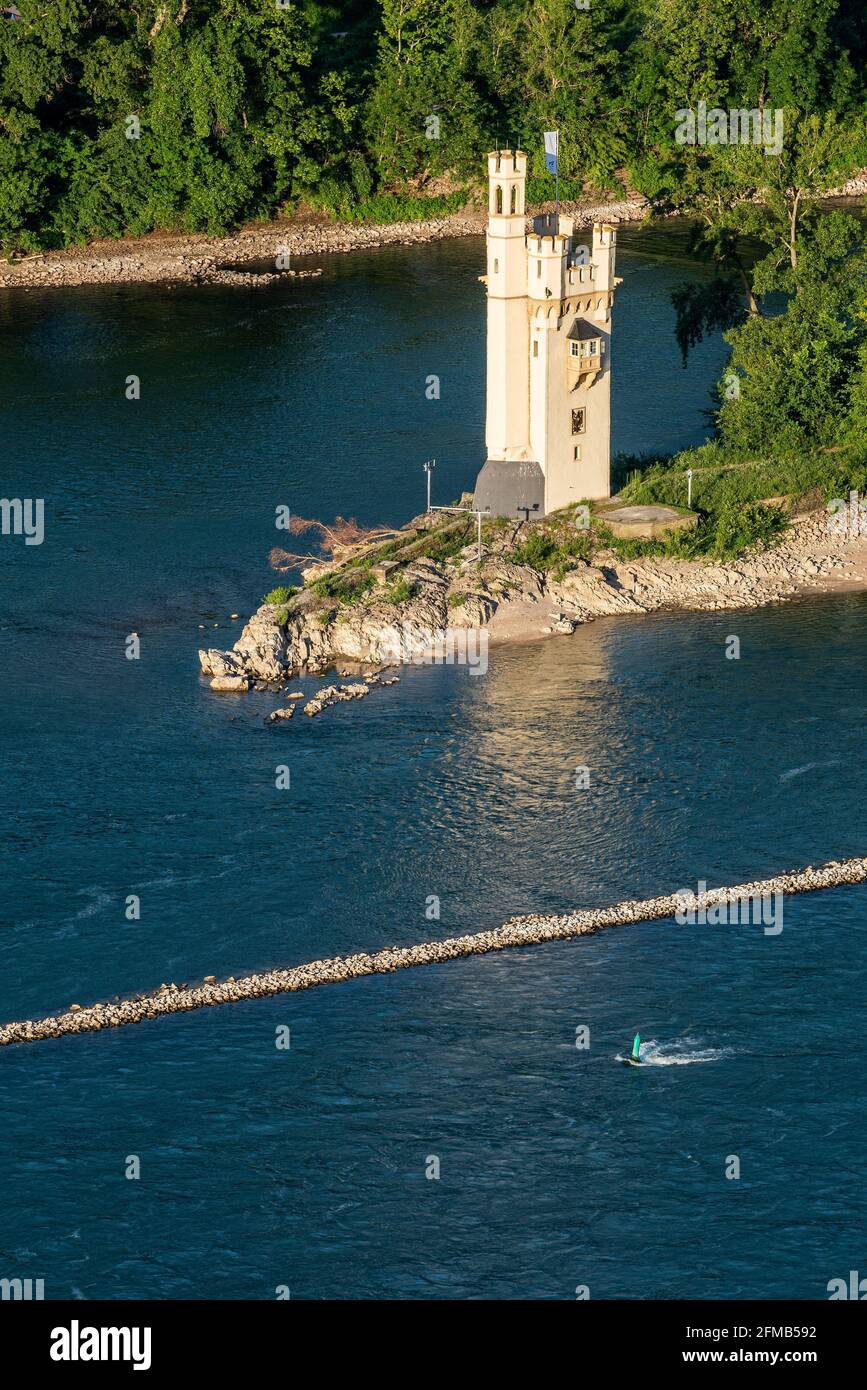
{"left": 1, "top": 857, "right": 864, "bottom": 1048}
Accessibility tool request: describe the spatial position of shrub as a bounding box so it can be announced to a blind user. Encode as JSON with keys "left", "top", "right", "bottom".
{"left": 310, "top": 189, "right": 468, "bottom": 225}
{"left": 264, "top": 586, "right": 298, "bottom": 606}
{"left": 707, "top": 501, "right": 788, "bottom": 558}
{"left": 510, "top": 526, "right": 593, "bottom": 573}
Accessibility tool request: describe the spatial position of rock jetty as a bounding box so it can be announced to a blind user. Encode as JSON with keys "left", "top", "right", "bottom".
{"left": 1, "top": 856, "right": 864, "bottom": 1049}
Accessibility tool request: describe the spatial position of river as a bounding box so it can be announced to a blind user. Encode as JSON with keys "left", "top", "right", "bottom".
{"left": 1, "top": 225, "right": 865, "bottom": 1299}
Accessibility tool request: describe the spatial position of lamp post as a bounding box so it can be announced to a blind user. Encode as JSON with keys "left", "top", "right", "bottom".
{"left": 422, "top": 459, "right": 436, "bottom": 512}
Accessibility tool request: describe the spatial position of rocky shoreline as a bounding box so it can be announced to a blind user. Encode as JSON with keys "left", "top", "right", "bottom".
{"left": 1, "top": 856, "right": 863, "bottom": 1048}
{"left": 0, "top": 201, "right": 640, "bottom": 291}
{"left": 198, "top": 506, "right": 867, "bottom": 695}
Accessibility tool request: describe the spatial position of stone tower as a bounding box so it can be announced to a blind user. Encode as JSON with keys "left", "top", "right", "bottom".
{"left": 472, "top": 150, "right": 620, "bottom": 518}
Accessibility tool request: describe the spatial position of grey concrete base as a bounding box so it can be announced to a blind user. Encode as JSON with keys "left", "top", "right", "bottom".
{"left": 595, "top": 501, "right": 698, "bottom": 539}
{"left": 473, "top": 458, "right": 545, "bottom": 519}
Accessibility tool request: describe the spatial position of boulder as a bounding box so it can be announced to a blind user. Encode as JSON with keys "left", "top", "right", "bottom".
{"left": 210, "top": 675, "right": 249, "bottom": 692}
{"left": 200, "top": 648, "right": 247, "bottom": 679}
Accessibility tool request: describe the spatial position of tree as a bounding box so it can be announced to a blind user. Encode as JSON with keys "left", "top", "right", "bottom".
{"left": 716, "top": 212, "right": 867, "bottom": 453}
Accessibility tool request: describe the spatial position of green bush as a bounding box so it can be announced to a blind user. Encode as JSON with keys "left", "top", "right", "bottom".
{"left": 707, "top": 501, "right": 788, "bottom": 558}
{"left": 314, "top": 191, "right": 468, "bottom": 225}
{"left": 510, "top": 527, "right": 593, "bottom": 573}
{"left": 448, "top": 591, "right": 467, "bottom": 607}
{"left": 264, "top": 586, "right": 299, "bottom": 606}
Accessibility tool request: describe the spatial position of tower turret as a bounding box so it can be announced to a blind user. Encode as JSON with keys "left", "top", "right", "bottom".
{"left": 473, "top": 151, "right": 545, "bottom": 517}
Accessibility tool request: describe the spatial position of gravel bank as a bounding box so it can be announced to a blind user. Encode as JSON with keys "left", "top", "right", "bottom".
{"left": 2, "top": 175, "right": 863, "bottom": 293}
{"left": 0, "top": 200, "right": 647, "bottom": 291}
{"left": 2, "top": 856, "right": 864, "bottom": 1048}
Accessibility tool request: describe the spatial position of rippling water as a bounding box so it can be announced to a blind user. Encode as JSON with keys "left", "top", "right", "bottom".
{"left": 1, "top": 229, "right": 865, "bottom": 1299}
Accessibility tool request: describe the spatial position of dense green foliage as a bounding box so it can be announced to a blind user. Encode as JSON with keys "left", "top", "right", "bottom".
{"left": 1, "top": 0, "right": 865, "bottom": 252}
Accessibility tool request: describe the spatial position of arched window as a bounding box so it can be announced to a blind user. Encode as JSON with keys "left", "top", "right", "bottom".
{"left": 495, "top": 185, "right": 503, "bottom": 214}
{"left": 510, "top": 186, "right": 518, "bottom": 214}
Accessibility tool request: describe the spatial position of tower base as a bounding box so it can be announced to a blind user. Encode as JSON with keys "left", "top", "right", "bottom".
{"left": 472, "top": 459, "right": 545, "bottom": 520}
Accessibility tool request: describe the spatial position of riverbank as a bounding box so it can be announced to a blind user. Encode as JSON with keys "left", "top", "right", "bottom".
{"left": 198, "top": 504, "right": 867, "bottom": 691}
{"left": 5, "top": 172, "right": 864, "bottom": 292}
{"left": 0, "top": 197, "right": 644, "bottom": 292}
{"left": 1, "top": 855, "right": 863, "bottom": 1047}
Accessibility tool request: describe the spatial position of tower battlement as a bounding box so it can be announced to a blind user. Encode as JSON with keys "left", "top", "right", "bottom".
{"left": 486, "top": 149, "right": 527, "bottom": 177}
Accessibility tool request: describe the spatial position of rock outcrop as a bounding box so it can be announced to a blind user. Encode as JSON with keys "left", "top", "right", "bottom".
{"left": 200, "top": 508, "right": 867, "bottom": 686}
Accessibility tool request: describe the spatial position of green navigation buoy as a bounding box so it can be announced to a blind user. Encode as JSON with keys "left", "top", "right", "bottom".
{"left": 622, "top": 1032, "right": 642, "bottom": 1066}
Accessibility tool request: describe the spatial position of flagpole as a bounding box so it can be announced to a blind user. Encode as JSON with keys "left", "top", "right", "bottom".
{"left": 544, "top": 130, "right": 560, "bottom": 229}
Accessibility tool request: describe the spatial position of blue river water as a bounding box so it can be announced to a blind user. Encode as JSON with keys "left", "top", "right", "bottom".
{"left": 1, "top": 231, "right": 865, "bottom": 1299}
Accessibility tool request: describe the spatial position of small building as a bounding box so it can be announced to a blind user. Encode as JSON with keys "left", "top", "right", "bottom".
{"left": 473, "top": 150, "right": 621, "bottom": 518}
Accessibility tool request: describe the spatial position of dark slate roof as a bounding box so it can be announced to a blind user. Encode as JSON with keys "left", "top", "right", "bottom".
{"left": 567, "top": 317, "right": 601, "bottom": 341}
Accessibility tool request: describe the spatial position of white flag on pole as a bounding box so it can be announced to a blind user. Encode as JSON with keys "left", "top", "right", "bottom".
{"left": 543, "top": 131, "right": 559, "bottom": 174}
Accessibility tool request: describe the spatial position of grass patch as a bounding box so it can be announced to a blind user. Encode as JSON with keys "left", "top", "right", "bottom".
{"left": 620, "top": 444, "right": 867, "bottom": 514}
{"left": 508, "top": 520, "right": 594, "bottom": 575}
{"left": 381, "top": 577, "right": 419, "bottom": 605}
{"left": 611, "top": 443, "right": 867, "bottom": 561}
{"left": 595, "top": 501, "right": 788, "bottom": 561}
{"left": 312, "top": 571, "right": 375, "bottom": 606}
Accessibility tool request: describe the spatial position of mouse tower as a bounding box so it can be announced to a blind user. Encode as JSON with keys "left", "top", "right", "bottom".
{"left": 472, "top": 150, "right": 620, "bottom": 518}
